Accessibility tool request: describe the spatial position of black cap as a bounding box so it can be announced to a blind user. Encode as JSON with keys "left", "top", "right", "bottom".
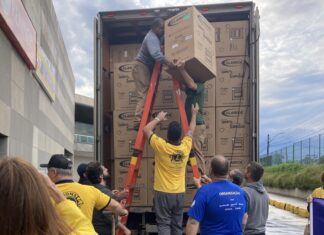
{"left": 40, "top": 154, "right": 72, "bottom": 169}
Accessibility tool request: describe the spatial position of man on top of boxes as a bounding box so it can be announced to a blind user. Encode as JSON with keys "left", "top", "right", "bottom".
{"left": 164, "top": 6, "right": 217, "bottom": 177}
{"left": 133, "top": 18, "right": 174, "bottom": 122}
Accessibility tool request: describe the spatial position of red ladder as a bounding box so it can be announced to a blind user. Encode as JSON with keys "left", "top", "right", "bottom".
{"left": 117, "top": 63, "right": 200, "bottom": 234}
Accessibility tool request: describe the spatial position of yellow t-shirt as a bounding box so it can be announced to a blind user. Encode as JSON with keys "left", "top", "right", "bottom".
{"left": 149, "top": 134, "right": 192, "bottom": 193}
{"left": 312, "top": 187, "right": 324, "bottom": 199}
{"left": 55, "top": 200, "right": 98, "bottom": 235}
{"left": 56, "top": 181, "right": 111, "bottom": 220}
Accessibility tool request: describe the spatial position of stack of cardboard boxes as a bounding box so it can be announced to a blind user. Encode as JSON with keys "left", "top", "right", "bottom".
{"left": 109, "top": 45, "right": 148, "bottom": 206}
{"left": 211, "top": 20, "right": 251, "bottom": 170}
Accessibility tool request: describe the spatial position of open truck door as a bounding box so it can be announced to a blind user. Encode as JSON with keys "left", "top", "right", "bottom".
{"left": 94, "top": 16, "right": 102, "bottom": 163}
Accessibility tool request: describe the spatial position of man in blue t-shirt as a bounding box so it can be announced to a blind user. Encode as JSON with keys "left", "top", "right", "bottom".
{"left": 186, "top": 155, "right": 248, "bottom": 235}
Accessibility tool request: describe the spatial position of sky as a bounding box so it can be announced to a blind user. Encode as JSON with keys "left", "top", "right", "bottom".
{"left": 52, "top": 0, "right": 324, "bottom": 156}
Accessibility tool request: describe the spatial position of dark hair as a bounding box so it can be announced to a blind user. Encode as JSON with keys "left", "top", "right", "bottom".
{"left": 321, "top": 172, "right": 324, "bottom": 184}
{"left": 247, "top": 162, "right": 264, "bottom": 182}
{"left": 86, "top": 162, "right": 103, "bottom": 184}
{"left": 167, "top": 121, "right": 182, "bottom": 144}
{"left": 77, "top": 163, "right": 88, "bottom": 178}
{"left": 151, "top": 17, "right": 164, "bottom": 29}
{"left": 210, "top": 155, "right": 229, "bottom": 177}
{"left": 229, "top": 169, "right": 243, "bottom": 186}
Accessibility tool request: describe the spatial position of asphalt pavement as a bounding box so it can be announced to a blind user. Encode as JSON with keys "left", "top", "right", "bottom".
{"left": 266, "top": 193, "right": 308, "bottom": 235}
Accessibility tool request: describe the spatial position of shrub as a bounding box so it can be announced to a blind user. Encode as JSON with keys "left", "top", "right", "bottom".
{"left": 263, "top": 163, "right": 324, "bottom": 191}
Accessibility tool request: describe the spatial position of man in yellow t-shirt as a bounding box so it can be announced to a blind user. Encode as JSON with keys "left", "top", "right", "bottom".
{"left": 307, "top": 172, "right": 324, "bottom": 214}
{"left": 41, "top": 154, "right": 128, "bottom": 222}
{"left": 310, "top": 172, "right": 324, "bottom": 200}
{"left": 312, "top": 172, "right": 324, "bottom": 198}
{"left": 143, "top": 103, "right": 199, "bottom": 235}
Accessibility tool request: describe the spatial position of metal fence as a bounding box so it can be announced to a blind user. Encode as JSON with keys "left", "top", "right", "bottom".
{"left": 260, "top": 134, "right": 324, "bottom": 166}
{"left": 74, "top": 134, "right": 94, "bottom": 145}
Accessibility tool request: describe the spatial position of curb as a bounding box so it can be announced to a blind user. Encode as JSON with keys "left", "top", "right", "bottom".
{"left": 269, "top": 199, "right": 309, "bottom": 218}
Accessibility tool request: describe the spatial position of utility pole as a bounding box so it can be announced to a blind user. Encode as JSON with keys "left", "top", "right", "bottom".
{"left": 267, "top": 134, "right": 270, "bottom": 157}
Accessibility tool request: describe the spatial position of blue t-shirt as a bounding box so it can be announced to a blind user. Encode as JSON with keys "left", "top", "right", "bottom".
{"left": 188, "top": 180, "right": 247, "bottom": 235}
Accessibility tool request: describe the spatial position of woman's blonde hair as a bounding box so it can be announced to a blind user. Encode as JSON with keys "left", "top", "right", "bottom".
{"left": 0, "top": 157, "right": 72, "bottom": 235}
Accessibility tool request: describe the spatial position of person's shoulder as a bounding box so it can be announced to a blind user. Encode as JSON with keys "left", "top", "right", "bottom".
{"left": 94, "top": 183, "right": 105, "bottom": 190}
{"left": 197, "top": 83, "right": 205, "bottom": 88}
{"left": 196, "top": 83, "right": 205, "bottom": 92}
{"left": 151, "top": 133, "right": 166, "bottom": 143}
{"left": 147, "top": 30, "right": 158, "bottom": 39}
{"left": 313, "top": 187, "right": 324, "bottom": 194}
{"left": 95, "top": 184, "right": 114, "bottom": 197}
{"left": 182, "top": 134, "right": 193, "bottom": 142}
{"left": 75, "top": 182, "right": 100, "bottom": 192}
{"left": 199, "top": 181, "right": 219, "bottom": 193}
{"left": 221, "top": 180, "right": 245, "bottom": 192}
{"left": 242, "top": 186, "right": 250, "bottom": 193}
{"left": 197, "top": 183, "right": 212, "bottom": 194}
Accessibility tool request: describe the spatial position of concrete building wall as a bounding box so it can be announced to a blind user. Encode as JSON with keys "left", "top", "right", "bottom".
{"left": 73, "top": 94, "right": 95, "bottom": 180}
{"left": 0, "top": 0, "right": 74, "bottom": 167}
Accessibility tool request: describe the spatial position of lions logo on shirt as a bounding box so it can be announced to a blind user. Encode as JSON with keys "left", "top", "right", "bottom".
{"left": 170, "top": 154, "right": 184, "bottom": 164}
{"left": 63, "top": 191, "right": 84, "bottom": 208}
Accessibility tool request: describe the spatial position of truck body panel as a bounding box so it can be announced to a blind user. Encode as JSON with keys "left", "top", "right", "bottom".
{"left": 94, "top": 2, "right": 259, "bottom": 231}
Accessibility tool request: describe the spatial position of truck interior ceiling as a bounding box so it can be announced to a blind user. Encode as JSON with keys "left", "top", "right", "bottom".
{"left": 101, "top": 6, "right": 251, "bottom": 45}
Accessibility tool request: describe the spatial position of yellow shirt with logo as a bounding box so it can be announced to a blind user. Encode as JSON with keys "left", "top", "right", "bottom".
{"left": 149, "top": 134, "right": 192, "bottom": 193}
{"left": 55, "top": 199, "right": 98, "bottom": 235}
{"left": 312, "top": 187, "right": 324, "bottom": 199}
{"left": 56, "top": 181, "right": 111, "bottom": 220}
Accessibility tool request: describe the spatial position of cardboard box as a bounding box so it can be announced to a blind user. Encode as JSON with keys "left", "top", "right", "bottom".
{"left": 113, "top": 62, "right": 137, "bottom": 110}
{"left": 215, "top": 106, "right": 250, "bottom": 156}
{"left": 146, "top": 108, "right": 215, "bottom": 157}
{"left": 113, "top": 64, "right": 182, "bottom": 109}
{"left": 113, "top": 110, "right": 148, "bottom": 158}
{"left": 204, "top": 155, "right": 249, "bottom": 176}
{"left": 226, "top": 155, "right": 250, "bottom": 172}
{"left": 216, "top": 56, "right": 249, "bottom": 107}
{"left": 152, "top": 67, "right": 179, "bottom": 109}
{"left": 211, "top": 21, "right": 249, "bottom": 57}
{"left": 203, "top": 79, "right": 216, "bottom": 107}
{"left": 111, "top": 158, "right": 148, "bottom": 206}
{"left": 109, "top": 44, "right": 141, "bottom": 71}
{"left": 201, "top": 108, "right": 216, "bottom": 156}
{"left": 165, "top": 7, "right": 216, "bottom": 82}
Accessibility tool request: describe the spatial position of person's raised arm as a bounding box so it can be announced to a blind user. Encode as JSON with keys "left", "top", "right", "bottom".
{"left": 176, "top": 60, "right": 197, "bottom": 90}
{"left": 143, "top": 111, "right": 167, "bottom": 140}
{"left": 186, "top": 217, "right": 200, "bottom": 235}
{"left": 188, "top": 103, "right": 199, "bottom": 136}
